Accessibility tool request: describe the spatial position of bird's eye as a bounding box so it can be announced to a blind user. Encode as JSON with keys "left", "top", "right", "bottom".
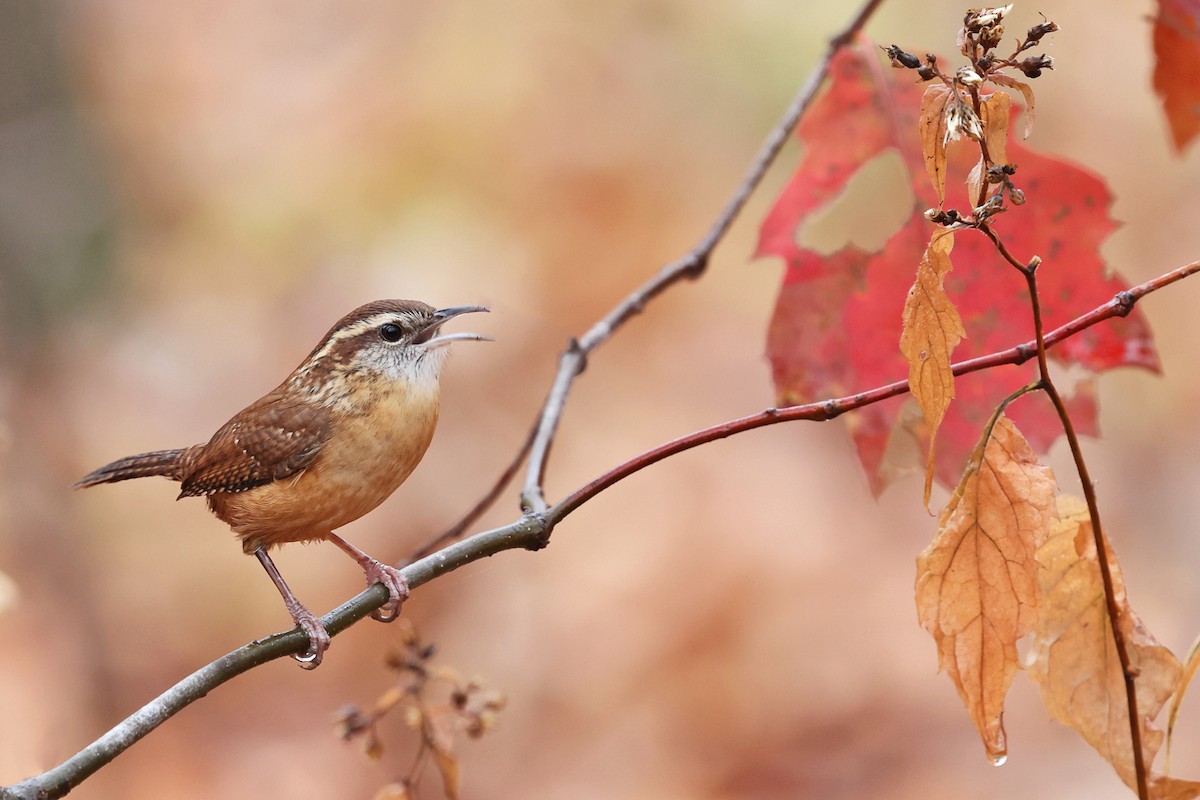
{"left": 380, "top": 322, "right": 404, "bottom": 343}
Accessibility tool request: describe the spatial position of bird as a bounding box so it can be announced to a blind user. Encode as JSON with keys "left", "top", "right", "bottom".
{"left": 74, "top": 299, "right": 489, "bottom": 668}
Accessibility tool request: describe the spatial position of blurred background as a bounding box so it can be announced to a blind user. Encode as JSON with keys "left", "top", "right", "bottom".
{"left": 1, "top": 0, "right": 1198, "bottom": 797}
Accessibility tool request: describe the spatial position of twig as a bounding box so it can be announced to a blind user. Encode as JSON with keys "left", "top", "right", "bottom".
{"left": 0, "top": 517, "right": 549, "bottom": 800}
{"left": 518, "top": 0, "right": 888, "bottom": 513}
{"left": 552, "top": 260, "right": 1198, "bottom": 520}
{"left": 409, "top": 419, "right": 537, "bottom": 561}
{"left": 1018, "top": 253, "right": 1149, "bottom": 798}
{"left": 4, "top": 259, "right": 1195, "bottom": 800}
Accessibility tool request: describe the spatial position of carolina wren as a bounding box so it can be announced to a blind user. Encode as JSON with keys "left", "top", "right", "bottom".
{"left": 75, "top": 300, "right": 488, "bottom": 668}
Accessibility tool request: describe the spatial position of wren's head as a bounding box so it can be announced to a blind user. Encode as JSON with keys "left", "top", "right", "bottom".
{"left": 290, "top": 300, "right": 489, "bottom": 402}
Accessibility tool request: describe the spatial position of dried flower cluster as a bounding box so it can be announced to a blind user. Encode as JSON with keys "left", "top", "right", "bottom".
{"left": 884, "top": 5, "right": 1058, "bottom": 230}
{"left": 334, "top": 621, "right": 506, "bottom": 800}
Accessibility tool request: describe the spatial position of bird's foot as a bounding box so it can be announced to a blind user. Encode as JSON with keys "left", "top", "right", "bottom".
{"left": 255, "top": 546, "right": 331, "bottom": 669}
{"left": 283, "top": 595, "right": 331, "bottom": 669}
{"left": 361, "top": 559, "right": 409, "bottom": 623}
{"left": 325, "top": 533, "right": 409, "bottom": 623}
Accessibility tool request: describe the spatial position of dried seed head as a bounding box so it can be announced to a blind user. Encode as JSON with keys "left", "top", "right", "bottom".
{"left": 945, "top": 97, "right": 984, "bottom": 144}
{"left": 974, "top": 193, "right": 1006, "bottom": 221}
{"left": 956, "top": 66, "right": 984, "bottom": 87}
{"left": 884, "top": 44, "right": 922, "bottom": 69}
{"left": 965, "top": 4, "right": 1013, "bottom": 31}
{"left": 963, "top": 4, "right": 1012, "bottom": 50}
{"left": 1018, "top": 54, "right": 1055, "bottom": 78}
{"left": 1026, "top": 18, "right": 1060, "bottom": 45}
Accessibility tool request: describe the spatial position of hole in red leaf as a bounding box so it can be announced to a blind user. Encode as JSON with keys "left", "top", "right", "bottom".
{"left": 794, "top": 150, "right": 914, "bottom": 256}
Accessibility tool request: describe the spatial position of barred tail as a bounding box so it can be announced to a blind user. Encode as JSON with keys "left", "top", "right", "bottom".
{"left": 74, "top": 449, "right": 188, "bottom": 489}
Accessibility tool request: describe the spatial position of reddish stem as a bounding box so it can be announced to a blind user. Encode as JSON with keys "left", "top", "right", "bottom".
{"left": 1020, "top": 257, "right": 1149, "bottom": 798}
{"left": 549, "top": 260, "right": 1199, "bottom": 522}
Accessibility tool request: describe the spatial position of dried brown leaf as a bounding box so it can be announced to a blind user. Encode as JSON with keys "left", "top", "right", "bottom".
{"left": 989, "top": 73, "right": 1035, "bottom": 139}
{"left": 1028, "top": 496, "right": 1184, "bottom": 790}
{"left": 0, "top": 570, "right": 16, "bottom": 615}
{"left": 966, "top": 92, "right": 1012, "bottom": 208}
{"left": 919, "top": 83, "right": 956, "bottom": 202}
{"left": 1166, "top": 633, "right": 1200, "bottom": 774}
{"left": 428, "top": 713, "right": 461, "bottom": 800}
{"left": 374, "top": 685, "right": 409, "bottom": 716}
{"left": 374, "top": 783, "right": 411, "bottom": 800}
{"left": 1151, "top": 775, "right": 1200, "bottom": 800}
{"left": 364, "top": 727, "right": 384, "bottom": 762}
{"left": 900, "top": 229, "right": 965, "bottom": 505}
{"left": 916, "top": 416, "right": 1056, "bottom": 762}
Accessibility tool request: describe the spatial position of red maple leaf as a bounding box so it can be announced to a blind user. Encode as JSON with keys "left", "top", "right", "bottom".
{"left": 757, "top": 43, "right": 1159, "bottom": 495}
{"left": 1154, "top": 0, "right": 1200, "bottom": 153}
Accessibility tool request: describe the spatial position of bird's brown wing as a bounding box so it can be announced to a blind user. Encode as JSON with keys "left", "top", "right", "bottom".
{"left": 178, "top": 392, "right": 332, "bottom": 497}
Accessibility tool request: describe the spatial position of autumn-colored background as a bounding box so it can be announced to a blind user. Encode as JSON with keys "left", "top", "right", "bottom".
{"left": 1, "top": 1, "right": 1199, "bottom": 798}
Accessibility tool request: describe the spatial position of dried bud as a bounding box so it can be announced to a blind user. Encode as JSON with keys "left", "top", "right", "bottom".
{"left": 974, "top": 193, "right": 1006, "bottom": 221}
{"left": 1009, "top": 188, "right": 1026, "bottom": 205}
{"left": 917, "top": 64, "right": 937, "bottom": 82}
{"left": 1018, "top": 54, "right": 1055, "bottom": 78}
{"left": 985, "top": 164, "right": 1008, "bottom": 183}
{"left": 1026, "top": 18, "right": 1060, "bottom": 44}
{"left": 333, "top": 705, "right": 368, "bottom": 739}
{"left": 956, "top": 66, "right": 984, "bottom": 87}
{"left": 976, "top": 52, "right": 995, "bottom": 73}
{"left": 924, "top": 208, "right": 965, "bottom": 227}
{"left": 883, "top": 44, "right": 922, "bottom": 69}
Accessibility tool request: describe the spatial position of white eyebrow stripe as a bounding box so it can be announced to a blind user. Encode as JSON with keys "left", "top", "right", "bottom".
{"left": 304, "top": 313, "right": 406, "bottom": 365}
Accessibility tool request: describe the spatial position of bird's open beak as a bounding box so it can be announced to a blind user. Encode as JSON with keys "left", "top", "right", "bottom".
{"left": 417, "top": 305, "right": 491, "bottom": 348}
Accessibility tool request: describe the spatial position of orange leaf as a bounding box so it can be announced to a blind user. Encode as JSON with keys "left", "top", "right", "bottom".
{"left": 966, "top": 92, "right": 1011, "bottom": 210}
{"left": 1151, "top": 776, "right": 1200, "bottom": 800}
{"left": 374, "top": 784, "right": 411, "bottom": 800}
{"left": 1027, "top": 496, "right": 1184, "bottom": 790}
{"left": 918, "top": 83, "right": 956, "bottom": 203}
{"left": 988, "top": 73, "right": 1035, "bottom": 139}
{"left": 1166, "top": 633, "right": 1200, "bottom": 775}
{"left": 428, "top": 712, "right": 461, "bottom": 800}
{"left": 899, "top": 229, "right": 964, "bottom": 505}
{"left": 1153, "top": 0, "right": 1200, "bottom": 153}
{"left": 915, "top": 416, "right": 1056, "bottom": 762}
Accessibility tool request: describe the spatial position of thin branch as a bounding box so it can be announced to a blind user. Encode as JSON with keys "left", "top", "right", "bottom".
{"left": 409, "top": 419, "right": 537, "bottom": 561}
{"left": 551, "top": 260, "right": 1198, "bottom": 521}
{"left": 519, "top": 0, "right": 888, "bottom": 513}
{"left": 0, "top": 516, "right": 550, "bottom": 800}
{"left": 1021, "top": 256, "right": 1149, "bottom": 798}
{"left": 4, "top": 258, "right": 1196, "bottom": 800}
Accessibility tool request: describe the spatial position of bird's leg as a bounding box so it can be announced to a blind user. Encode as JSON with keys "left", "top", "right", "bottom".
{"left": 254, "top": 547, "right": 331, "bottom": 669}
{"left": 327, "top": 532, "right": 409, "bottom": 623}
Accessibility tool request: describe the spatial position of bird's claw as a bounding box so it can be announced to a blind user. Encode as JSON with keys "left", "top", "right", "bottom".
{"left": 363, "top": 560, "right": 409, "bottom": 623}
{"left": 284, "top": 597, "right": 331, "bottom": 669}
